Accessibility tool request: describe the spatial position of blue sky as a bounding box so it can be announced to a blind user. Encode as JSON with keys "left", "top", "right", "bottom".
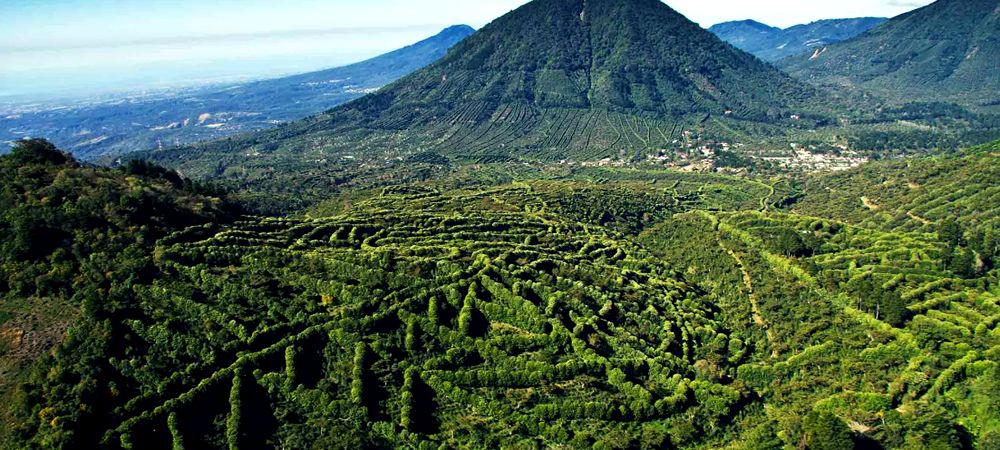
{"left": 0, "top": 0, "right": 934, "bottom": 101}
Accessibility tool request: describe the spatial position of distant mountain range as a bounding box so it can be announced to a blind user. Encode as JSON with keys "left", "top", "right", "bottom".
{"left": 0, "top": 25, "right": 475, "bottom": 159}
{"left": 140, "top": 0, "right": 835, "bottom": 193}
{"left": 780, "top": 0, "right": 1000, "bottom": 110}
{"left": 132, "top": 0, "right": 1000, "bottom": 212}
{"left": 709, "top": 18, "right": 887, "bottom": 62}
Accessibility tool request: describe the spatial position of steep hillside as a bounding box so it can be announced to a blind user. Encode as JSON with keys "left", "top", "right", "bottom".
{"left": 389, "top": 0, "right": 818, "bottom": 118}
{"left": 710, "top": 17, "right": 886, "bottom": 62}
{"left": 780, "top": 0, "right": 1000, "bottom": 110}
{"left": 642, "top": 207, "right": 1000, "bottom": 450}
{"left": 0, "top": 140, "right": 234, "bottom": 444}
{"left": 137, "top": 0, "right": 845, "bottom": 208}
{"left": 0, "top": 26, "right": 474, "bottom": 159}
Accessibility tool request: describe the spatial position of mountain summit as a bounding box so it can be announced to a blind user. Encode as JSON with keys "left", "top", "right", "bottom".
{"left": 780, "top": 0, "right": 1000, "bottom": 110}
{"left": 341, "top": 0, "right": 818, "bottom": 122}
{"left": 142, "top": 0, "right": 833, "bottom": 201}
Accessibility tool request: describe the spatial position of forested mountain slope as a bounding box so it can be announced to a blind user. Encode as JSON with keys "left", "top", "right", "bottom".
{"left": 0, "top": 140, "right": 234, "bottom": 445}
{"left": 0, "top": 26, "right": 474, "bottom": 159}
{"left": 131, "top": 0, "right": 1000, "bottom": 213}
{"left": 710, "top": 17, "right": 887, "bottom": 62}
{"left": 780, "top": 0, "right": 1000, "bottom": 111}
{"left": 135, "top": 0, "right": 845, "bottom": 200}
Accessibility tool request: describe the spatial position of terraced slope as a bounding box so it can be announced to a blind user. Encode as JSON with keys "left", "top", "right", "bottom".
{"left": 780, "top": 0, "right": 1000, "bottom": 110}
{"left": 642, "top": 210, "right": 1000, "bottom": 449}
{"left": 14, "top": 187, "right": 749, "bottom": 448}
{"left": 8, "top": 165, "right": 999, "bottom": 448}
{"left": 790, "top": 140, "right": 1000, "bottom": 233}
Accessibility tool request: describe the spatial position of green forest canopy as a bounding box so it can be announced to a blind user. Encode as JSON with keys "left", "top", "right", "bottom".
{"left": 1, "top": 139, "right": 999, "bottom": 449}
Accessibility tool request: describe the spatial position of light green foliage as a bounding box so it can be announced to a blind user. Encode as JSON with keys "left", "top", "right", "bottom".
{"left": 227, "top": 370, "right": 243, "bottom": 450}
{"left": 3, "top": 140, "right": 1000, "bottom": 449}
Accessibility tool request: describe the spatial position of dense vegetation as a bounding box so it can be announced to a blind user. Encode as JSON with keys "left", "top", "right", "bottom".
{"left": 3, "top": 137, "right": 999, "bottom": 448}
{"left": 790, "top": 140, "right": 1000, "bottom": 234}
{"left": 780, "top": 0, "right": 1000, "bottom": 111}
{"left": 641, "top": 208, "right": 1000, "bottom": 449}
{"left": 3, "top": 0, "right": 1000, "bottom": 448}
{"left": 0, "top": 140, "right": 235, "bottom": 446}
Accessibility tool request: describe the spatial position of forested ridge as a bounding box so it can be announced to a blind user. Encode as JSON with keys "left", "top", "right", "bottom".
{"left": 0, "top": 140, "right": 236, "bottom": 447}
{"left": 2, "top": 138, "right": 999, "bottom": 449}
{"left": 780, "top": 0, "right": 1000, "bottom": 111}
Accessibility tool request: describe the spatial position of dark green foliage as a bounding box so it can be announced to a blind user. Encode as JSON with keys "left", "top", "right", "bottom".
{"left": 780, "top": 0, "right": 1000, "bottom": 110}
{"left": 7, "top": 139, "right": 71, "bottom": 166}
{"left": 123, "top": 159, "right": 183, "bottom": 187}
{"left": 891, "top": 402, "right": 965, "bottom": 450}
{"left": 802, "top": 410, "right": 854, "bottom": 450}
{"left": 939, "top": 219, "right": 965, "bottom": 248}
{"left": 881, "top": 291, "right": 908, "bottom": 328}
{"left": 0, "top": 141, "right": 232, "bottom": 448}
{"left": 714, "top": 150, "right": 758, "bottom": 170}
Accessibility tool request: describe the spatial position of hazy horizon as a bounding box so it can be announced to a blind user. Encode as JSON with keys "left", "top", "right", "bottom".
{"left": 0, "top": 0, "right": 934, "bottom": 104}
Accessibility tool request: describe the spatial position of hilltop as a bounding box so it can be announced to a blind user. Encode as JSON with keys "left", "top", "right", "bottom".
{"left": 0, "top": 140, "right": 234, "bottom": 444}
{"left": 710, "top": 17, "right": 887, "bottom": 62}
{"left": 780, "top": 0, "right": 1000, "bottom": 110}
